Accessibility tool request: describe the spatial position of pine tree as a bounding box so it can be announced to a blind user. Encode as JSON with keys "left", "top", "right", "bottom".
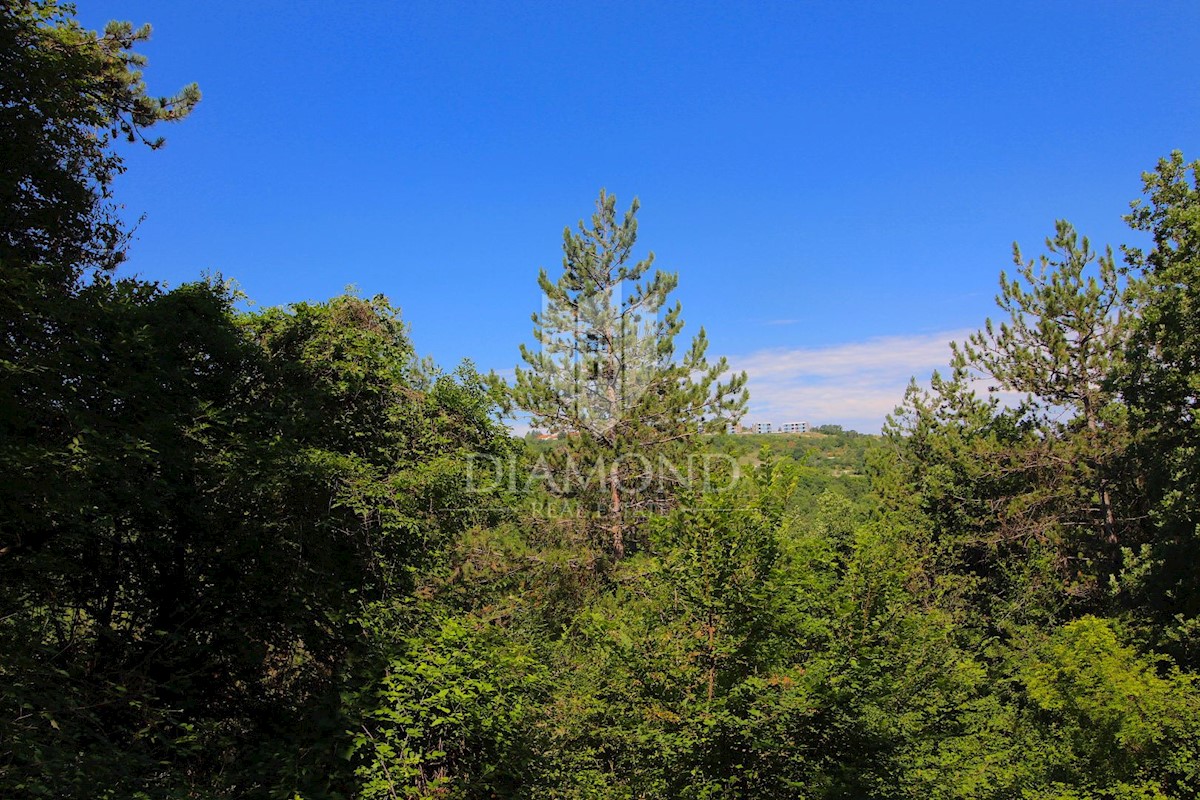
{"left": 1122, "top": 152, "right": 1200, "bottom": 534}
{"left": 1117, "top": 151, "right": 1200, "bottom": 666}
{"left": 957, "top": 219, "right": 1128, "bottom": 545}
{"left": 513, "top": 190, "right": 747, "bottom": 558}
{"left": 884, "top": 221, "right": 1135, "bottom": 616}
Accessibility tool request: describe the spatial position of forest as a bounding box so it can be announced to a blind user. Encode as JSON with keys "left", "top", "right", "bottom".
{"left": 4, "top": 3, "right": 1200, "bottom": 798}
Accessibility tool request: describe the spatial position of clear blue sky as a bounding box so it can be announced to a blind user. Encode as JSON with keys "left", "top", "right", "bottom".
{"left": 82, "top": 1, "right": 1200, "bottom": 430}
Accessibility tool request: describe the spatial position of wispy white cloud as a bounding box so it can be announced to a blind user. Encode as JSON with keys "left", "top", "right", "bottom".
{"left": 726, "top": 330, "right": 973, "bottom": 433}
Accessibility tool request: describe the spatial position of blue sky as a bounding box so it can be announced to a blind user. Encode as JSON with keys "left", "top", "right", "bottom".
{"left": 82, "top": 1, "right": 1200, "bottom": 431}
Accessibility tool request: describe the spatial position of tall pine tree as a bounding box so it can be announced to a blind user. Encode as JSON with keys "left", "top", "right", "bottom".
{"left": 957, "top": 219, "right": 1129, "bottom": 545}
{"left": 1118, "top": 151, "right": 1200, "bottom": 666}
{"left": 513, "top": 190, "right": 747, "bottom": 557}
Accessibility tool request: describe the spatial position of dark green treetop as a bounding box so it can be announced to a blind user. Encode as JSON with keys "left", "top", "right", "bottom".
{"left": 0, "top": 0, "right": 200, "bottom": 276}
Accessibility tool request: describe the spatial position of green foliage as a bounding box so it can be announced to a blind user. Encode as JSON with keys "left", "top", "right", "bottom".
{"left": 1017, "top": 617, "right": 1200, "bottom": 791}
{"left": 355, "top": 616, "right": 547, "bottom": 799}
{"left": 0, "top": 0, "right": 199, "bottom": 278}
{"left": 870, "top": 159, "right": 1200, "bottom": 798}
{"left": 0, "top": 284, "right": 513, "bottom": 797}
{"left": 416, "top": 466, "right": 962, "bottom": 798}
{"left": 1118, "top": 152, "right": 1200, "bottom": 666}
{"left": 348, "top": 157, "right": 1200, "bottom": 797}
{"left": 882, "top": 214, "right": 1151, "bottom": 626}
{"left": 882, "top": 366, "right": 1069, "bottom": 624}
{"left": 5, "top": 13, "right": 1200, "bottom": 795}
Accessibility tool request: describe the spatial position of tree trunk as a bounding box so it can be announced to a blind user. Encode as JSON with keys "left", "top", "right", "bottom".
{"left": 610, "top": 461, "right": 624, "bottom": 559}
{"left": 1083, "top": 392, "right": 1117, "bottom": 543}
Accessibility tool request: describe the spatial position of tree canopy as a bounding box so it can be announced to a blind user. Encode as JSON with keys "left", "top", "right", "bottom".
{"left": 3, "top": 5, "right": 1200, "bottom": 798}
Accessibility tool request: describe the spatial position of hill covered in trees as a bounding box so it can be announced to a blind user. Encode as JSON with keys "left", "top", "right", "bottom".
{"left": 4, "top": 4, "right": 1200, "bottom": 798}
